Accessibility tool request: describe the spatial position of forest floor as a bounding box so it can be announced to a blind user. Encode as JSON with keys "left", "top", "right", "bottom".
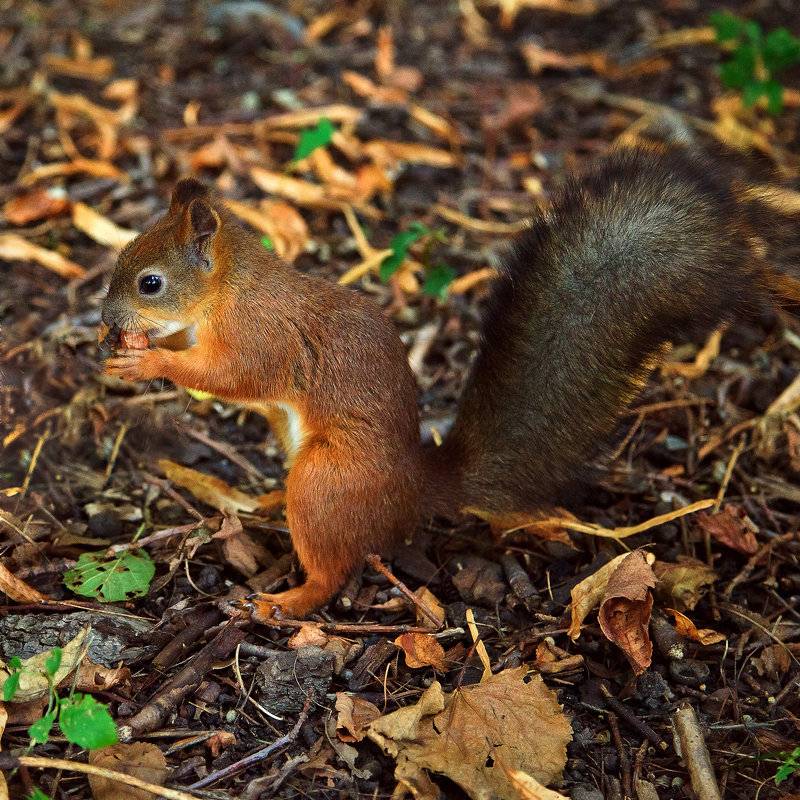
{"left": 1, "top": 1, "right": 800, "bottom": 799}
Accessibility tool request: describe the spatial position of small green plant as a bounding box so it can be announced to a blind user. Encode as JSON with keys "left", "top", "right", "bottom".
{"left": 27, "top": 789, "right": 51, "bottom": 800}
{"left": 380, "top": 222, "right": 455, "bottom": 298}
{"left": 710, "top": 12, "right": 800, "bottom": 114}
{"left": 3, "top": 647, "right": 117, "bottom": 751}
{"left": 63, "top": 546, "right": 154, "bottom": 602}
{"left": 292, "top": 117, "right": 335, "bottom": 163}
{"left": 776, "top": 746, "right": 800, "bottom": 785}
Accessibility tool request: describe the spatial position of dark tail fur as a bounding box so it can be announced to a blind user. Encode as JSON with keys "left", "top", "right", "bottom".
{"left": 430, "top": 147, "right": 773, "bottom": 514}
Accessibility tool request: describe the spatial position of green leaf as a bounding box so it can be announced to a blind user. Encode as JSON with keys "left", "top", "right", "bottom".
{"left": 379, "top": 222, "right": 430, "bottom": 282}
{"left": 27, "top": 789, "right": 53, "bottom": 800}
{"left": 763, "top": 79, "right": 784, "bottom": 114}
{"left": 2, "top": 670, "right": 21, "bottom": 701}
{"left": 710, "top": 12, "right": 746, "bottom": 42}
{"left": 742, "top": 80, "right": 765, "bottom": 107}
{"left": 63, "top": 548, "right": 155, "bottom": 603}
{"left": 44, "top": 647, "right": 62, "bottom": 678}
{"left": 422, "top": 264, "right": 456, "bottom": 299}
{"left": 719, "top": 44, "right": 757, "bottom": 87}
{"left": 28, "top": 710, "right": 57, "bottom": 745}
{"left": 762, "top": 28, "right": 800, "bottom": 73}
{"left": 292, "top": 117, "right": 335, "bottom": 162}
{"left": 59, "top": 694, "right": 118, "bottom": 750}
{"left": 261, "top": 236, "right": 274, "bottom": 249}
{"left": 8, "top": 656, "right": 22, "bottom": 670}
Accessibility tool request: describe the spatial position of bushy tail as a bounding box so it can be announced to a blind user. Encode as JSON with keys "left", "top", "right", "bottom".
{"left": 432, "top": 147, "right": 773, "bottom": 514}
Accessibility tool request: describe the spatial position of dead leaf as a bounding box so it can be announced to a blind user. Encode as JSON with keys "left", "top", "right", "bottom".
{"left": 0, "top": 560, "right": 52, "bottom": 603}
{"left": 598, "top": 550, "right": 657, "bottom": 674}
{"left": 206, "top": 730, "right": 237, "bottom": 757}
{"left": 3, "top": 187, "right": 69, "bottom": 225}
{"left": 667, "top": 609, "right": 726, "bottom": 646}
{"left": 653, "top": 558, "right": 716, "bottom": 612}
{"left": 413, "top": 587, "right": 445, "bottom": 630}
{"left": 395, "top": 633, "right": 446, "bottom": 671}
{"left": 288, "top": 624, "right": 330, "bottom": 650}
{"left": 367, "top": 667, "right": 571, "bottom": 799}
{"left": 0, "top": 627, "right": 89, "bottom": 703}
{"left": 363, "top": 139, "right": 460, "bottom": 169}
{"left": 214, "top": 513, "right": 269, "bottom": 577}
{"left": 751, "top": 644, "right": 791, "bottom": 680}
{"left": 568, "top": 553, "right": 630, "bottom": 640}
{"left": 88, "top": 742, "right": 169, "bottom": 800}
{"left": 0, "top": 233, "right": 85, "bottom": 279}
{"left": 466, "top": 506, "right": 574, "bottom": 546}
{"left": 72, "top": 202, "right": 138, "bottom": 248}
{"left": 501, "top": 764, "right": 570, "bottom": 799}
{"left": 76, "top": 659, "right": 132, "bottom": 695}
{"left": 158, "top": 459, "right": 264, "bottom": 514}
{"left": 695, "top": 505, "right": 759, "bottom": 555}
{"left": 335, "top": 693, "right": 381, "bottom": 743}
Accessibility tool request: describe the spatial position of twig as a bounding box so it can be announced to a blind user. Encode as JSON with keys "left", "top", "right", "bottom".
{"left": 712, "top": 436, "right": 745, "bottom": 513}
{"left": 606, "top": 710, "right": 633, "bottom": 799}
{"left": 188, "top": 696, "right": 313, "bottom": 789}
{"left": 672, "top": 702, "right": 722, "bottom": 800}
{"left": 499, "top": 553, "right": 539, "bottom": 610}
{"left": 106, "top": 519, "right": 220, "bottom": 556}
{"left": 601, "top": 684, "right": 668, "bottom": 751}
{"left": 103, "top": 420, "right": 129, "bottom": 487}
{"left": 365, "top": 553, "right": 443, "bottom": 628}
{"left": 0, "top": 753, "right": 199, "bottom": 800}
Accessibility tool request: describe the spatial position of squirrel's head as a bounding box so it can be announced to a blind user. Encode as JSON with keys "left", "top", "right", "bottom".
{"left": 102, "top": 178, "right": 222, "bottom": 344}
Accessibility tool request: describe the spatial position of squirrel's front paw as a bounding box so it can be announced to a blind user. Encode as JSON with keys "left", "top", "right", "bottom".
{"left": 104, "top": 348, "right": 161, "bottom": 382}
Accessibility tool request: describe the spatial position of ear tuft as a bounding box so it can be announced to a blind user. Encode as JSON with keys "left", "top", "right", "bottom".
{"left": 170, "top": 178, "right": 208, "bottom": 212}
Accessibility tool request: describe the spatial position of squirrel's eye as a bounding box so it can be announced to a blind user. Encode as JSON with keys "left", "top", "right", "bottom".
{"left": 138, "top": 274, "right": 163, "bottom": 295}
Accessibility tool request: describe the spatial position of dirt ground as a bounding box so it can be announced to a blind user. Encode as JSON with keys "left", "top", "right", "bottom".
{"left": 1, "top": 1, "right": 800, "bottom": 799}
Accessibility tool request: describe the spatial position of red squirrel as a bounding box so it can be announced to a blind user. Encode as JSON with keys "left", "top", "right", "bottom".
{"left": 101, "top": 147, "right": 778, "bottom": 620}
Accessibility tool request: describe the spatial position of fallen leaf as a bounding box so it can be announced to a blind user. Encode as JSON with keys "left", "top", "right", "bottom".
{"left": 72, "top": 201, "right": 139, "bottom": 248}
{"left": 695, "top": 505, "right": 759, "bottom": 555}
{"left": 502, "top": 764, "right": 570, "bottom": 799}
{"left": 395, "top": 633, "right": 446, "bottom": 671}
{"left": 0, "top": 560, "right": 52, "bottom": 603}
{"left": 568, "top": 553, "right": 630, "bottom": 640}
{"left": 751, "top": 643, "right": 791, "bottom": 680}
{"left": 158, "top": 459, "right": 264, "bottom": 514}
{"left": 88, "top": 742, "right": 169, "bottom": 800}
{"left": 214, "top": 514, "right": 269, "bottom": 577}
{"left": 76, "top": 659, "right": 132, "bottom": 695}
{"left": 3, "top": 187, "right": 69, "bottom": 225}
{"left": 0, "top": 627, "right": 89, "bottom": 703}
{"left": 667, "top": 609, "right": 726, "bottom": 646}
{"left": 598, "top": 550, "right": 657, "bottom": 674}
{"left": 653, "top": 558, "right": 716, "bottom": 612}
{"left": 413, "top": 587, "right": 445, "bottom": 630}
{"left": 335, "top": 693, "right": 381, "bottom": 743}
{"left": 205, "top": 730, "right": 237, "bottom": 757}
{"left": 367, "top": 667, "right": 571, "bottom": 799}
{"left": 465, "top": 506, "right": 573, "bottom": 546}
{"left": 0, "top": 233, "right": 85, "bottom": 279}
{"left": 288, "top": 624, "right": 330, "bottom": 650}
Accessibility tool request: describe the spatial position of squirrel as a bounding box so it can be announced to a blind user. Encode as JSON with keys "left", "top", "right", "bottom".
{"left": 101, "top": 146, "right": 781, "bottom": 620}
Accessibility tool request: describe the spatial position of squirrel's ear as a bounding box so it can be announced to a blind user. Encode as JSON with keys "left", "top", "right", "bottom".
{"left": 185, "top": 197, "right": 220, "bottom": 269}
{"left": 170, "top": 178, "right": 208, "bottom": 212}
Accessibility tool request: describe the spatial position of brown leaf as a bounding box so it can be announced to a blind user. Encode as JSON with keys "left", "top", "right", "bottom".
{"left": 413, "top": 587, "right": 445, "bottom": 630}
{"left": 597, "top": 551, "right": 657, "bottom": 674}
{"left": 206, "top": 730, "right": 237, "bottom": 757}
{"left": 367, "top": 667, "right": 571, "bottom": 799}
{"left": 215, "top": 514, "right": 268, "bottom": 577}
{"left": 695, "top": 505, "right": 759, "bottom": 555}
{"left": 465, "top": 506, "right": 573, "bottom": 546}
{"left": 395, "top": 633, "right": 446, "bottom": 671}
{"left": 568, "top": 553, "right": 630, "bottom": 640}
{"left": 88, "top": 742, "right": 169, "bottom": 800}
{"left": 3, "top": 187, "right": 69, "bottom": 225}
{"left": 72, "top": 201, "right": 139, "bottom": 248}
{"left": 158, "top": 459, "right": 263, "bottom": 514}
{"left": 0, "top": 233, "right": 85, "bottom": 279}
{"left": 76, "top": 659, "right": 132, "bottom": 695}
{"left": 751, "top": 643, "right": 791, "bottom": 680}
{"left": 335, "top": 693, "right": 381, "bottom": 743}
{"left": 653, "top": 558, "right": 716, "bottom": 612}
{"left": 668, "top": 609, "right": 726, "bottom": 646}
{"left": 288, "top": 624, "right": 330, "bottom": 650}
{"left": 501, "top": 764, "right": 570, "bottom": 799}
{"left": 0, "top": 560, "right": 52, "bottom": 604}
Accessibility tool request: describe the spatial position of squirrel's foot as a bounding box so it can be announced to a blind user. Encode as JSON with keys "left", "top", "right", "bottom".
{"left": 243, "top": 581, "right": 334, "bottom": 622}
{"left": 104, "top": 348, "right": 162, "bottom": 382}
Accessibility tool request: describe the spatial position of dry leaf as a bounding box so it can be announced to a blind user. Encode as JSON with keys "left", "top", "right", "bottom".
{"left": 0, "top": 627, "right": 89, "bottom": 703}
{"left": 0, "top": 560, "right": 52, "bottom": 603}
{"left": 751, "top": 643, "right": 791, "bottom": 680}
{"left": 288, "top": 624, "right": 329, "bottom": 650}
{"left": 668, "top": 609, "right": 726, "bottom": 646}
{"left": 598, "top": 550, "right": 657, "bottom": 674}
{"left": 76, "top": 659, "right": 132, "bottom": 695}
{"left": 568, "top": 553, "right": 630, "bottom": 640}
{"left": 653, "top": 558, "right": 716, "bottom": 612}
{"left": 88, "top": 742, "right": 169, "bottom": 800}
{"left": 502, "top": 764, "right": 570, "bottom": 799}
{"left": 395, "top": 633, "right": 446, "bottom": 671}
{"left": 158, "top": 459, "right": 264, "bottom": 514}
{"left": 72, "top": 202, "right": 139, "bottom": 248}
{"left": 3, "top": 187, "right": 69, "bottom": 225}
{"left": 695, "top": 505, "right": 759, "bottom": 555}
{"left": 214, "top": 513, "right": 268, "bottom": 577}
{"left": 0, "top": 233, "right": 85, "bottom": 279}
{"left": 335, "top": 693, "right": 381, "bottom": 743}
{"left": 413, "top": 587, "right": 445, "bottom": 630}
{"left": 367, "top": 667, "right": 571, "bottom": 799}
{"left": 465, "top": 506, "right": 573, "bottom": 546}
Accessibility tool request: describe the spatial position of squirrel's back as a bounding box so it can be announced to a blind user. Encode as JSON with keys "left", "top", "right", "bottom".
{"left": 432, "top": 148, "right": 765, "bottom": 514}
